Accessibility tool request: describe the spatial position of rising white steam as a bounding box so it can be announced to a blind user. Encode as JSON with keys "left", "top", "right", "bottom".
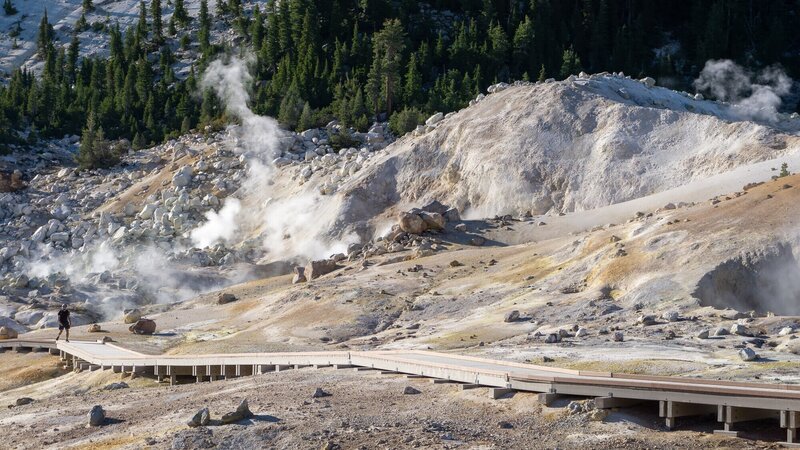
{"left": 693, "top": 59, "right": 792, "bottom": 122}
{"left": 192, "top": 55, "right": 284, "bottom": 249}
{"left": 190, "top": 198, "right": 241, "bottom": 248}
{"left": 194, "top": 55, "right": 356, "bottom": 260}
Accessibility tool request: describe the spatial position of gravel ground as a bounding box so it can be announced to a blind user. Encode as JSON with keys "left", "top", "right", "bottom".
{"left": 0, "top": 354, "right": 779, "bottom": 450}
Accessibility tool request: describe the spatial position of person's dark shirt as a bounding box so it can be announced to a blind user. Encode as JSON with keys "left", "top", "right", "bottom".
{"left": 58, "top": 309, "right": 70, "bottom": 324}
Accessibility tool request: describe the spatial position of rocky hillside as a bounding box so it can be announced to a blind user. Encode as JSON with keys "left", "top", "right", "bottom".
{"left": 2, "top": 71, "right": 800, "bottom": 335}
{"left": 341, "top": 75, "right": 799, "bottom": 222}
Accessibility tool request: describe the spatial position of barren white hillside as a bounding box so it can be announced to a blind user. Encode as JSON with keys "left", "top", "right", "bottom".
{"left": 322, "top": 75, "right": 800, "bottom": 230}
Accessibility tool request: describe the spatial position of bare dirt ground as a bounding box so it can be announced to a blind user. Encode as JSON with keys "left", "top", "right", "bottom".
{"left": 0, "top": 353, "right": 778, "bottom": 450}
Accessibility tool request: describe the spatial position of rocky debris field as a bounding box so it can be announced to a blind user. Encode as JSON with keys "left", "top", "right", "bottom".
{"left": 0, "top": 118, "right": 395, "bottom": 334}
{"left": 0, "top": 356, "right": 772, "bottom": 450}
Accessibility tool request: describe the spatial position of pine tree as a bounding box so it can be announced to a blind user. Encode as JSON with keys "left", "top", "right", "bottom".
{"left": 82, "top": 0, "right": 94, "bottom": 12}
{"left": 136, "top": 1, "right": 147, "bottom": 42}
{"left": 403, "top": 52, "right": 421, "bottom": 105}
{"left": 537, "top": 64, "right": 547, "bottom": 82}
{"left": 365, "top": 55, "right": 383, "bottom": 116}
{"left": 198, "top": 0, "right": 211, "bottom": 56}
{"left": 173, "top": 0, "right": 189, "bottom": 26}
{"left": 151, "top": 0, "right": 163, "bottom": 44}
{"left": 3, "top": 0, "right": 17, "bottom": 16}
{"left": 297, "top": 101, "right": 313, "bottom": 131}
{"left": 559, "top": 47, "right": 581, "bottom": 78}
{"left": 373, "top": 18, "right": 405, "bottom": 115}
{"left": 513, "top": 16, "right": 535, "bottom": 76}
{"left": 77, "top": 113, "right": 117, "bottom": 169}
{"left": 36, "top": 9, "right": 54, "bottom": 56}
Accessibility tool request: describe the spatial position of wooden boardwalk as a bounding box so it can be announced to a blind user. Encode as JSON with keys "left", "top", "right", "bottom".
{"left": 2, "top": 338, "right": 800, "bottom": 446}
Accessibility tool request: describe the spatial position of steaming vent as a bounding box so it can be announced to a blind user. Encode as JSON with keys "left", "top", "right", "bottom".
{"left": 693, "top": 243, "right": 800, "bottom": 315}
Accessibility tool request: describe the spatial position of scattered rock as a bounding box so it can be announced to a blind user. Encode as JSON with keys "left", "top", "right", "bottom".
{"left": 662, "top": 311, "right": 680, "bottom": 322}
{"left": 637, "top": 315, "right": 657, "bottom": 326}
{"left": 449, "top": 260, "right": 463, "bottom": 267}
{"left": 730, "top": 323, "right": 752, "bottom": 336}
{"left": 713, "top": 327, "right": 730, "bottom": 337}
{"left": 403, "top": 386, "right": 421, "bottom": 395}
{"left": 503, "top": 310, "right": 520, "bottom": 323}
{"left": 497, "top": 421, "right": 514, "bottom": 429}
{"left": 88, "top": 323, "right": 101, "bottom": 332}
{"left": 312, "top": 388, "right": 332, "bottom": 398}
{"left": 129, "top": 318, "right": 157, "bottom": 335}
{"left": 217, "top": 293, "right": 237, "bottom": 305}
{"left": 15, "top": 398, "right": 34, "bottom": 406}
{"left": 399, "top": 212, "right": 427, "bottom": 235}
{"left": 544, "top": 333, "right": 561, "bottom": 344}
{"left": 123, "top": 309, "right": 142, "bottom": 324}
{"left": 292, "top": 266, "right": 307, "bottom": 284}
{"left": 470, "top": 236, "right": 486, "bottom": 246}
{"left": 739, "top": 347, "right": 757, "bottom": 362}
{"left": 0, "top": 326, "right": 18, "bottom": 340}
{"left": 187, "top": 407, "right": 211, "bottom": 427}
{"left": 575, "top": 327, "right": 588, "bottom": 338}
{"left": 779, "top": 327, "right": 795, "bottom": 336}
{"left": 697, "top": 329, "right": 710, "bottom": 339}
{"left": 308, "top": 259, "right": 339, "bottom": 280}
{"left": 103, "top": 382, "right": 129, "bottom": 391}
{"left": 613, "top": 331, "right": 624, "bottom": 342}
{"left": 88, "top": 405, "right": 106, "bottom": 427}
{"left": 221, "top": 399, "right": 253, "bottom": 424}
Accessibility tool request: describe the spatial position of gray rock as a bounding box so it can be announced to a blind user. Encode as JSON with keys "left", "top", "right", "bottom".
{"left": 292, "top": 266, "right": 307, "bottom": 284}
{"left": 613, "top": 331, "right": 624, "bottom": 342}
{"left": 425, "top": 112, "right": 444, "bottom": 126}
{"left": 217, "top": 293, "right": 237, "bottom": 305}
{"left": 123, "top": 308, "right": 142, "bottom": 324}
{"left": 697, "top": 330, "right": 710, "bottom": 339}
{"left": 544, "top": 333, "right": 560, "bottom": 344}
{"left": 129, "top": 318, "right": 156, "bottom": 335}
{"left": 15, "top": 397, "right": 34, "bottom": 406}
{"left": 403, "top": 386, "right": 421, "bottom": 395}
{"left": 103, "top": 382, "right": 129, "bottom": 391}
{"left": 637, "top": 315, "right": 657, "bottom": 326}
{"left": 308, "top": 259, "right": 339, "bottom": 280}
{"left": 399, "top": 213, "right": 426, "bottom": 235}
{"left": 738, "top": 347, "right": 757, "bottom": 361}
{"left": 503, "top": 310, "right": 520, "bottom": 323}
{"left": 730, "top": 323, "right": 752, "bottom": 336}
{"left": 419, "top": 212, "right": 445, "bottom": 230}
{"left": 187, "top": 407, "right": 211, "bottom": 427}
{"left": 88, "top": 405, "right": 106, "bottom": 427}
{"left": 312, "top": 388, "right": 331, "bottom": 398}
{"left": 713, "top": 327, "right": 730, "bottom": 337}
{"left": 470, "top": 236, "right": 486, "bottom": 246}
{"left": 662, "top": 311, "right": 680, "bottom": 322}
{"left": 221, "top": 399, "right": 253, "bottom": 424}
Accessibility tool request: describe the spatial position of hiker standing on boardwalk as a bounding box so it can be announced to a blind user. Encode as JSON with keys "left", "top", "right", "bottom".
{"left": 55, "top": 304, "right": 70, "bottom": 342}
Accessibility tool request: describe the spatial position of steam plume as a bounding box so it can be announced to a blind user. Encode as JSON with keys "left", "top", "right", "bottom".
{"left": 693, "top": 59, "right": 792, "bottom": 122}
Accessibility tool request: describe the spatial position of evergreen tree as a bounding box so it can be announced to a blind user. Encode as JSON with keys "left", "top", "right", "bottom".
{"left": 36, "top": 9, "right": 54, "bottom": 56}
{"left": 297, "top": 101, "right": 313, "bottom": 131}
{"left": 373, "top": 18, "right": 405, "bottom": 115}
{"left": 77, "top": 113, "right": 118, "bottom": 169}
{"left": 3, "top": 0, "right": 17, "bottom": 16}
{"left": 559, "top": 46, "right": 581, "bottom": 78}
{"left": 151, "top": 0, "right": 163, "bottom": 44}
{"left": 403, "top": 52, "right": 422, "bottom": 105}
{"left": 198, "top": 0, "right": 211, "bottom": 56}
{"left": 173, "top": 0, "right": 189, "bottom": 26}
{"left": 82, "top": 0, "right": 94, "bottom": 12}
